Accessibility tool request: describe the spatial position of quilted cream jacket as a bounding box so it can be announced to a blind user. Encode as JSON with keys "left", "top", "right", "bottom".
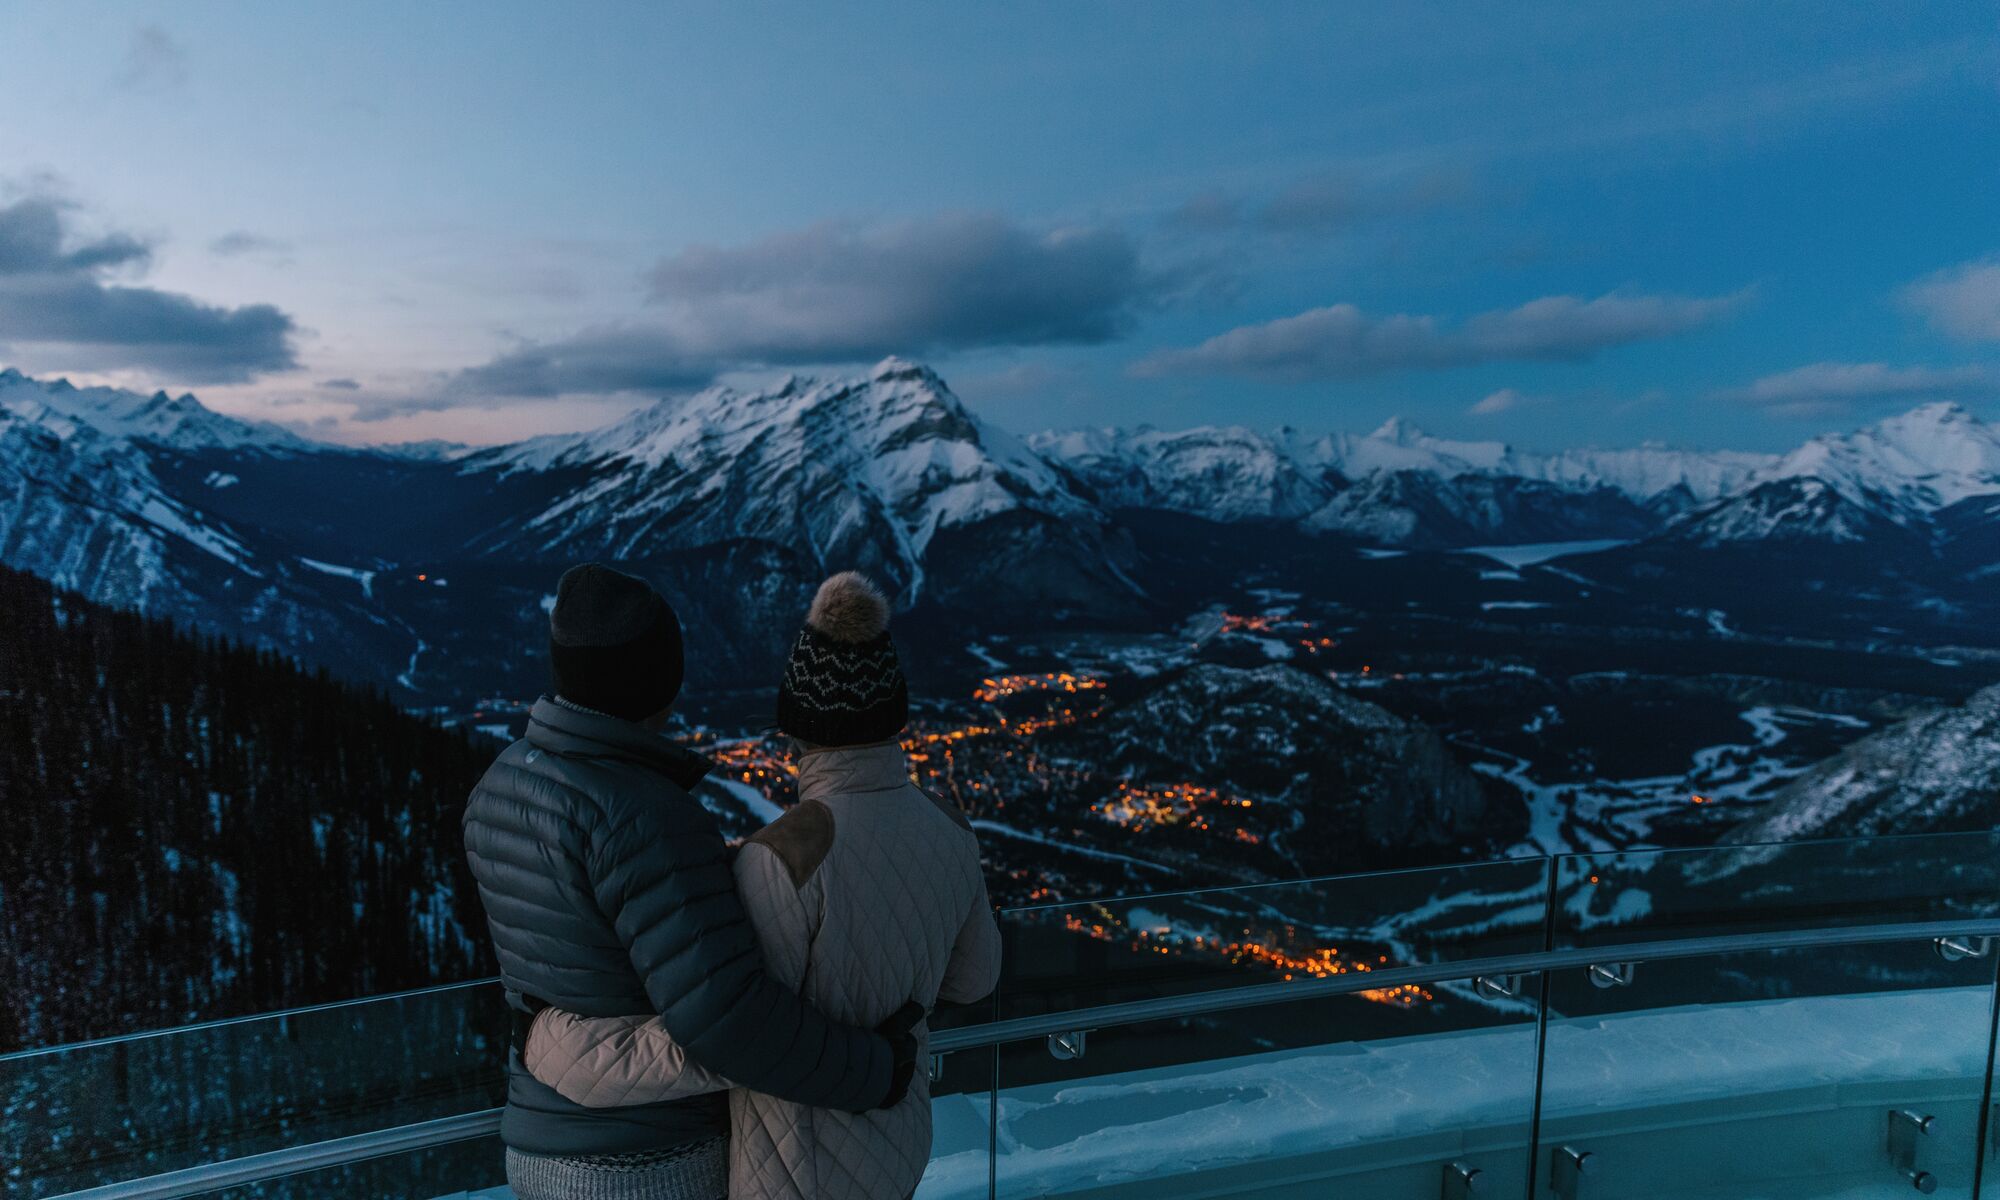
{"left": 524, "top": 741, "right": 1002, "bottom": 1199}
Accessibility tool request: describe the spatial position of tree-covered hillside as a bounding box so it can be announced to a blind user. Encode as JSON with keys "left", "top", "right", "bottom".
{"left": 0, "top": 564, "right": 498, "bottom": 1053}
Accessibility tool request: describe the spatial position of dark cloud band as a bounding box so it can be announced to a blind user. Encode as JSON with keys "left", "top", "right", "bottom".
{"left": 1133, "top": 290, "right": 1744, "bottom": 381}
{"left": 0, "top": 195, "right": 297, "bottom": 383}
{"left": 450, "top": 213, "right": 1170, "bottom": 399}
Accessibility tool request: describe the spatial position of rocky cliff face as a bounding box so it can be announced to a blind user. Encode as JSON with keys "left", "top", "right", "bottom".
{"left": 1095, "top": 663, "right": 1488, "bottom": 855}
{"left": 1728, "top": 684, "right": 2000, "bottom": 843}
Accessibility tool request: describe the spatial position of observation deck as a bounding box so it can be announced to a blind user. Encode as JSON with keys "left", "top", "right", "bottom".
{"left": 14, "top": 830, "right": 2000, "bottom": 1199}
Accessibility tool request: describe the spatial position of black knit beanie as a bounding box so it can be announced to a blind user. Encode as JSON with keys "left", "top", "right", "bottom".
{"left": 548, "top": 563, "right": 685, "bottom": 722}
{"left": 774, "top": 572, "right": 909, "bottom": 747}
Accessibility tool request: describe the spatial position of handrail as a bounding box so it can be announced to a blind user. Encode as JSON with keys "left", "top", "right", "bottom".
{"left": 48, "top": 1110, "right": 504, "bottom": 1200}
{"left": 43, "top": 914, "right": 2000, "bottom": 1200}
{"left": 931, "top": 915, "right": 2000, "bottom": 1052}
{"left": 0, "top": 977, "right": 501, "bottom": 1063}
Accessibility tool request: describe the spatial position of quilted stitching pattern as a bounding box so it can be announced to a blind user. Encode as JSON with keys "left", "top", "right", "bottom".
{"left": 731, "top": 744, "right": 995, "bottom": 1199}
{"left": 526, "top": 743, "right": 999, "bottom": 1199}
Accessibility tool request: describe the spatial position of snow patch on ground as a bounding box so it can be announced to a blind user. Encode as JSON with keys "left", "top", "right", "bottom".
{"left": 918, "top": 986, "right": 1991, "bottom": 1200}
{"left": 1471, "top": 706, "right": 1869, "bottom": 856}
{"left": 971, "top": 819, "right": 1176, "bottom": 874}
{"left": 298, "top": 557, "right": 377, "bottom": 600}
{"left": 1458, "top": 539, "right": 1631, "bottom": 569}
{"left": 966, "top": 640, "right": 1009, "bottom": 672}
{"left": 715, "top": 777, "right": 786, "bottom": 826}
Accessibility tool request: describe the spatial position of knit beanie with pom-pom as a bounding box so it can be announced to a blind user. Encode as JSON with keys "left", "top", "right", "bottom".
{"left": 774, "top": 571, "right": 909, "bottom": 747}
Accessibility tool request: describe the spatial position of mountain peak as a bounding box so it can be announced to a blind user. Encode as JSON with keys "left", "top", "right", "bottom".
{"left": 0, "top": 368, "right": 311, "bottom": 455}
{"left": 464, "top": 359, "right": 1100, "bottom": 604}
{"left": 1759, "top": 399, "right": 2000, "bottom": 520}
{"left": 869, "top": 356, "right": 937, "bottom": 385}
{"left": 1368, "top": 416, "right": 1424, "bottom": 444}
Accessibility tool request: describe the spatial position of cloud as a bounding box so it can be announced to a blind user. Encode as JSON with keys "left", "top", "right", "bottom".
{"left": 1469, "top": 387, "right": 1548, "bottom": 416}
{"left": 1168, "top": 169, "right": 1472, "bottom": 238}
{"left": 319, "top": 377, "right": 362, "bottom": 390}
{"left": 1901, "top": 257, "right": 2000, "bottom": 342}
{"left": 1722, "top": 361, "right": 1992, "bottom": 415}
{"left": 0, "top": 194, "right": 298, "bottom": 383}
{"left": 0, "top": 197, "right": 150, "bottom": 275}
{"left": 117, "top": 26, "right": 188, "bottom": 92}
{"left": 1166, "top": 192, "right": 1241, "bottom": 232}
{"left": 453, "top": 213, "right": 1175, "bottom": 398}
{"left": 209, "top": 231, "right": 293, "bottom": 260}
{"left": 1134, "top": 289, "right": 1742, "bottom": 382}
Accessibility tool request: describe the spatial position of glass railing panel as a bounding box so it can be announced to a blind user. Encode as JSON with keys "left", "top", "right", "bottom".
{"left": 1533, "top": 937, "right": 1998, "bottom": 1199}
{"left": 1, "top": 980, "right": 505, "bottom": 1198}
{"left": 981, "top": 978, "right": 1545, "bottom": 1199}
{"left": 189, "top": 1136, "right": 508, "bottom": 1200}
{"left": 979, "top": 864, "right": 1553, "bottom": 1199}
{"left": 920, "top": 1042, "right": 999, "bottom": 1200}
{"left": 1550, "top": 830, "right": 2000, "bottom": 951}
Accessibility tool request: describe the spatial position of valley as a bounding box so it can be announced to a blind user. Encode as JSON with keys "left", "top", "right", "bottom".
{"left": 8, "top": 356, "right": 2000, "bottom": 1047}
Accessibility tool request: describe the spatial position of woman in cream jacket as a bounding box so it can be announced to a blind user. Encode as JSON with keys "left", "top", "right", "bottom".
{"left": 524, "top": 572, "right": 1002, "bottom": 1200}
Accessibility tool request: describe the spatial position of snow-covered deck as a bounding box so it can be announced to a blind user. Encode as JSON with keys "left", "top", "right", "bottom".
{"left": 918, "top": 986, "right": 1992, "bottom": 1199}
{"left": 431, "top": 987, "right": 1992, "bottom": 1200}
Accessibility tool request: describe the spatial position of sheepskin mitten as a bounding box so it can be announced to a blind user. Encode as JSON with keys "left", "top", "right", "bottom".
{"left": 774, "top": 572, "right": 909, "bottom": 747}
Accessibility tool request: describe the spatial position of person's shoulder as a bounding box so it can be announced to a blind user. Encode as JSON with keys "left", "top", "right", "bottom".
{"left": 471, "top": 741, "right": 643, "bottom": 830}
{"left": 914, "top": 785, "right": 974, "bottom": 833}
{"left": 744, "top": 800, "right": 836, "bottom": 888}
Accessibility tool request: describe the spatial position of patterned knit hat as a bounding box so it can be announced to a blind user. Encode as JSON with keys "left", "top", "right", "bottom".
{"left": 774, "top": 572, "right": 909, "bottom": 747}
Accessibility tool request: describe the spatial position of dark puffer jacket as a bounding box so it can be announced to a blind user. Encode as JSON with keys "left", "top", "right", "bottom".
{"left": 462, "top": 697, "right": 892, "bottom": 1155}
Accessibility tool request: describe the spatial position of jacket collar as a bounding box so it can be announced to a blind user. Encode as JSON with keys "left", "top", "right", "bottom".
{"left": 795, "top": 741, "right": 911, "bottom": 804}
{"left": 526, "top": 695, "right": 711, "bottom": 791}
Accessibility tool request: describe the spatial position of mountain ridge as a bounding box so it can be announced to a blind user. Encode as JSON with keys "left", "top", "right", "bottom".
{"left": 3, "top": 357, "right": 1998, "bottom": 704}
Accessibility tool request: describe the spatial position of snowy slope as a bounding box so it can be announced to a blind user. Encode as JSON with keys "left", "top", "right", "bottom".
{"left": 1751, "top": 402, "right": 2000, "bottom": 523}
{"left": 1660, "top": 404, "right": 2000, "bottom": 545}
{"left": 1027, "top": 425, "right": 1339, "bottom": 522}
{"left": 1725, "top": 684, "right": 2000, "bottom": 843}
{"left": 0, "top": 399, "right": 262, "bottom": 604}
{"left": 1038, "top": 403, "right": 2000, "bottom": 549}
{"left": 0, "top": 370, "right": 397, "bottom": 687}
{"left": 1035, "top": 418, "right": 1725, "bottom": 546}
{"left": 0, "top": 367, "right": 312, "bottom": 455}
{"left": 465, "top": 358, "right": 1121, "bottom": 604}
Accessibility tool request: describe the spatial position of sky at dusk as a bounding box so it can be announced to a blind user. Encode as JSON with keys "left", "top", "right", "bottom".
{"left": 0, "top": 1, "right": 1995, "bottom": 450}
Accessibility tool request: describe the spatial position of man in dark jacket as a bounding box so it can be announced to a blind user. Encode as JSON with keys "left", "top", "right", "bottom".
{"left": 464, "top": 563, "right": 909, "bottom": 1199}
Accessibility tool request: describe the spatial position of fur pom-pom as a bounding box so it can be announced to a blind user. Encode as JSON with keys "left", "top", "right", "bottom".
{"left": 807, "top": 571, "right": 890, "bottom": 643}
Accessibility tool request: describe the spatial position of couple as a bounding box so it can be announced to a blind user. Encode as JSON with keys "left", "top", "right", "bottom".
{"left": 464, "top": 564, "right": 1000, "bottom": 1200}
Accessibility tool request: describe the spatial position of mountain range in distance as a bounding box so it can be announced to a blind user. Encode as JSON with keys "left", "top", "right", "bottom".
{"left": 4, "top": 358, "right": 1999, "bottom": 710}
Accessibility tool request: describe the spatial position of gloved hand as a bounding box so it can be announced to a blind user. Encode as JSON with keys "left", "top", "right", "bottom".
{"left": 509, "top": 993, "right": 551, "bottom": 1056}
{"left": 874, "top": 1001, "right": 926, "bottom": 1109}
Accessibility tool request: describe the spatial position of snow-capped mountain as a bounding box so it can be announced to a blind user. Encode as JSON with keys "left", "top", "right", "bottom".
{"left": 1028, "top": 425, "right": 1341, "bottom": 522}
{"left": 1659, "top": 404, "right": 2000, "bottom": 546}
{"left": 0, "top": 367, "right": 311, "bottom": 455}
{"left": 1746, "top": 402, "right": 2000, "bottom": 524}
{"left": 1302, "top": 469, "right": 1656, "bottom": 546}
{"left": 464, "top": 358, "right": 1138, "bottom": 610}
{"left": 1039, "top": 402, "right": 2000, "bottom": 550}
{"left": 0, "top": 369, "right": 403, "bottom": 682}
{"left": 1661, "top": 477, "right": 1911, "bottom": 547}
{"left": 1034, "top": 416, "right": 1759, "bottom": 546}
{"left": 4, "top": 354, "right": 1999, "bottom": 705}
{"left": 0, "top": 399, "right": 256, "bottom": 606}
